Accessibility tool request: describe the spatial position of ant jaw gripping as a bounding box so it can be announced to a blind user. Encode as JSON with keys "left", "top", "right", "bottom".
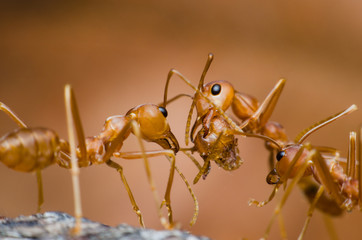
{"left": 193, "top": 114, "right": 243, "bottom": 171}
{"left": 152, "top": 131, "right": 180, "bottom": 153}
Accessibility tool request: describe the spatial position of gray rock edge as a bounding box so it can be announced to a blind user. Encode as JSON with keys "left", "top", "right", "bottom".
{"left": 0, "top": 212, "right": 210, "bottom": 240}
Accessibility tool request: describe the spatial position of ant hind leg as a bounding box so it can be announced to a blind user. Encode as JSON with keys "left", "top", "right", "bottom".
{"left": 64, "top": 84, "right": 86, "bottom": 234}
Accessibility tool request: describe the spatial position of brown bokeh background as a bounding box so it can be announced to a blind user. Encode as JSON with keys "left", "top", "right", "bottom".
{"left": 1, "top": 1, "right": 362, "bottom": 239}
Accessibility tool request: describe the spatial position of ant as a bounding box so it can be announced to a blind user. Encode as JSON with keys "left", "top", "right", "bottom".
{"left": 162, "top": 53, "right": 287, "bottom": 183}
{"left": 161, "top": 53, "right": 358, "bottom": 237}
{"left": 0, "top": 84, "right": 196, "bottom": 233}
{"left": 248, "top": 104, "right": 358, "bottom": 239}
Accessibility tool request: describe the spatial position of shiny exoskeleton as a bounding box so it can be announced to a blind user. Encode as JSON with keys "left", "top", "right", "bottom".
{"left": 0, "top": 85, "right": 182, "bottom": 233}
{"left": 0, "top": 102, "right": 73, "bottom": 214}
{"left": 0, "top": 128, "right": 64, "bottom": 172}
{"left": 162, "top": 53, "right": 359, "bottom": 239}
{"left": 249, "top": 104, "right": 359, "bottom": 239}
{"left": 162, "top": 53, "right": 286, "bottom": 183}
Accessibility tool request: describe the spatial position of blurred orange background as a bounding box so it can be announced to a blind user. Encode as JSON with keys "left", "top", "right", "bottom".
{"left": 1, "top": 1, "right": 362, "bottom": 239}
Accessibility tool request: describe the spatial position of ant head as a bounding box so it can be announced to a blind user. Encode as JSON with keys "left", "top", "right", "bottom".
{"left": 128, "top": 104, "right": 179, "bottom": 152}
{"left": 274, "top": 144, "right": 308, "bottom": 179}
{"left": 194, "top": 80, "right": 235, "bottom": 117}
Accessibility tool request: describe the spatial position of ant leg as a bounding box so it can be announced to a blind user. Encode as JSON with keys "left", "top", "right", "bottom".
{"left": 262, "top": 152, "right": 312, "bottom": 240}
{"left": 160, "top": 152, "right": 176, "bottom": 228}
{"left": 238, "top": 79, "right": 286, "bottom": 130}
{"left": 322, "top": 214, "right": 339, "bottom": 240}
{"left": 36, "top": 170, "right": 44, "bottom": 212}
{"left": 64, "top": 85, "right": 87, "bottom": 163}
{"left": 298, "top": 185, "right": 324, "bottom": 240}
{"left": 298, "top": 177, "right": 343, "bottom": 216}
{"left": 181, "top": 150, "right": 203, "bottom": 176}
{"left": 185, "top": 101, "right": 196, "bottom": 146}
{"left": 105, "top": 159, "right": 145, "bottom": 227}
{"left": 359, "top": 125, "right": 362, "bottom": 209}
{"left": 193, "top": 160, "right": 210, "bottom": 184}
{"left": 128, "top": 120, "right": 166, "bottom": 226}
{"left": 347, "top": 132, "right": 357, "bottom": 179}
{"left": 172, "top": 164, "right": 199, "bottom": 226}
{"left": 310, "top": 149, "right": 347, "bottom": 208}
{"left": 0, "top": 102, "right": 28, "bottom": 128}
{"left": 64, "top": 85, "right": 87, "bottom": 234}
{"left": 248, "top": 183, "right": 280, "bottom": 207}
{"left": 314, "top": 146, "right": 339, "bottom": 156}
{"left": 190, "top": 116, "right": 203, "bottom": 143}
{"left": 117, "top": 149, "right": 199, "bottom": 227}
{"left": 82, "top": 117, "right": 153, "bottom": 227}
{"left": 277, "top": 213, "right": 287, "bottom": 240}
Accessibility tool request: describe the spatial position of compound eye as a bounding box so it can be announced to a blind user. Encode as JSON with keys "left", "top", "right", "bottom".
{"left": 158, "top": 107, "right": 168, "bottom": 118}
{"left": 211, "top": 84, "right": 221, "bottom": 95}
{"left": 276, "top": 151, "right": 285, "bottom": 161}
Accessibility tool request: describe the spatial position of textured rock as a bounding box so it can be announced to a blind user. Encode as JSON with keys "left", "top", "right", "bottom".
{"left": 0, "top": 212, "right": 210, "bottom": 240}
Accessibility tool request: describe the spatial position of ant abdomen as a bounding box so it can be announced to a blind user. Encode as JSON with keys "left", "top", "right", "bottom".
{"left": 0, "top": 127, "right": 60, "bottom": 172}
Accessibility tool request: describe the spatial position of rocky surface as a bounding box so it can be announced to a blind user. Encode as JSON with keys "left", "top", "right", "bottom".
{"left": 0, "top": 212, "right": 210, "bottom": 240}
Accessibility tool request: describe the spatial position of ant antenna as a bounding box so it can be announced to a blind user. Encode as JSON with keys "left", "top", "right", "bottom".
{"left": 295, "top": 104, "right": 357, "bottom": 144}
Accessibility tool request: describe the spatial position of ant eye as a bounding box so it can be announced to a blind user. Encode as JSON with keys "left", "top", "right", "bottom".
{"left": 211, "top": 84, "right": 221, "bottom": 95}
{"left": 158, "top": 107, "right": 168, "bottom": 118}
{"left": 276, "top": 151, "right": 285, "bottom": 161}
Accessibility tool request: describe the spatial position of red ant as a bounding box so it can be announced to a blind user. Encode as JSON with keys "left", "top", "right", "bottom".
{"left": 248, "top": 104, "right": 358, "bottom": 239}
{"left": 0, "top": 84, "right": 197, "bottom": 233}
{"left": 161, "top": 53, "right": 359, "bottom": 238}
{"left": 162, "top": 53, "right": 286, "bottom": 183}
